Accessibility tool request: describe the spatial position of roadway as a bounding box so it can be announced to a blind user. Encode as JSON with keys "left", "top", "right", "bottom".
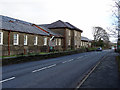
{"left": 1, "top": 50, "right": 111, "bottom": 88}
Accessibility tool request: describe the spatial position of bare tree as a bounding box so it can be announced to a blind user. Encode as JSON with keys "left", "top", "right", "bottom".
{"left": 107, "top": 0, "right": 119, "bottom": 39}
{"left": 93, "top": 27, "right": 109, "bottom": 42}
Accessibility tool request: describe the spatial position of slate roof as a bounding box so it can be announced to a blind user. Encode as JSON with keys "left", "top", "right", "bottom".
{"left": 81, "top": 36, "right": 92, "bottom": 42}
{"left": 38, "top": 25, "right": 63, "bottom": 37}
{"left": 0, "top": 15, "right": 49, "bottom": 36}
{"left": 42, "top": 20, "right": 83, "bottom": 32}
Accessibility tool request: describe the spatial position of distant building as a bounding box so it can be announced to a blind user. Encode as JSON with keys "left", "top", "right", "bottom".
{"left": 81, "top": 36, "right": 92, "bottom": 48}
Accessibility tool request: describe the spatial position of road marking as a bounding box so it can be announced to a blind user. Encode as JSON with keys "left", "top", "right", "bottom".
{"left": 62, "top": 61, "right": 67, "bottom": 63}
{"left": 32, "top": 67, "right": 47, "bottom": 73}
{"left": 77, "top": 56, "right": 83, "bottom": 59}
{"left": 0, "top": 77, "right": 15, "bottom": 83}
{"left": 68, "top": 59, "right": 74, "bottom": 62}
{"left": 32, "top": 64, "right": 56, "bottom": 73}
{"left": 62, "top": 59, "right": 74, "bottom": 63}
{"left": 75, "top": 55, "right": 107, "bottom": 89}
{"left": 46, "top": 64, "right": 56, "bottom": 68}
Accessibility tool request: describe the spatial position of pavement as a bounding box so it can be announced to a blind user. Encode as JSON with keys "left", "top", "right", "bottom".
{"left": 80, "top": 51, "right": 120, "bottom": 88}
{"left": 1, "top": 50, "right": 112, "bottom": 88}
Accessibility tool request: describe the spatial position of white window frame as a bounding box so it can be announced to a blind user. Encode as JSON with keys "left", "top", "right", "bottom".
{"left": 68, "top": 30, "right": 71, "bottom": 36}
{"left": 56, "top": 39, "right": 57, "bottom": 45}
{"left": 58, "top": 39, "right": 61, "bottom": 45}
{"left": 0, "top": 32, "right": 3, "bottom": 45}
{"left": 34, "top": 36, "right": 38, "bottom": 45}
{"left": 75, "top": 31, "right": 77, "bottom": 36}
{"left": 13, "top": 34, "right": 19, "bottom": 45}
{"left": 68, "top": 39, "right": 71, "bottom": 45}
{"left": 75, "top": 40, "right": 77, "bottom": 45}
{"left": 24, "top": 35, "right": 28, "bottom": 45}
{"left": 44, "top": 37, "right": 47, "bottom": 45}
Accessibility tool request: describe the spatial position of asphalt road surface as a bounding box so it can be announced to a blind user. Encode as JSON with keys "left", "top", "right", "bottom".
{"left": 1, "top": 50, "right": 111, "bottom": 88}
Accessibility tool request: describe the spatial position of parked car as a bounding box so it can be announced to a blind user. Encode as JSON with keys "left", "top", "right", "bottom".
{"left": 96, "top": 47, "right": 102, "bottom": 51}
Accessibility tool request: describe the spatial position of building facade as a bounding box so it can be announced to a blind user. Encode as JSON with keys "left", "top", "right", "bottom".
{"left": 81, "top": 36, "right": 92, "bottom": 48}
{"left": 0, "top": 15, "right": 63, "bottom": 56}
{"left": 42, "top": 20, "right": 83, "bottom": 50}
{"left": 0, "top": 15, "right": 87, "bottom": 56}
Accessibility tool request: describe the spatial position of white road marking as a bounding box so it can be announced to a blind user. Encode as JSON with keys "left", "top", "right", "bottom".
{"left": 47, "top": 64, "right": 56, "bottom": 68}
{"left": 68, "top": 59, "right": 74, "bottom": 62}
{"left": 62, "top": 59, "right": 74, "bottom": 63}
{"left": 32, "top": 67, "right": 47, "bottom": 73}
{"left": 62, "top": 61, "right": 67, "bottom": 63}
{"left": 0, "top": 77, "right": 15, "bottom": 83}
{"left": 32, "top": 64, "right": 56, "bottom": 73}
{"left": 77, "top": 56, "right": 83, "bottom": 59}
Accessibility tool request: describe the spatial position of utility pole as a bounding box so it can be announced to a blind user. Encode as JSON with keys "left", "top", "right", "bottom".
{"left": 117, "top": 1, "right": 120, "bottom": 52}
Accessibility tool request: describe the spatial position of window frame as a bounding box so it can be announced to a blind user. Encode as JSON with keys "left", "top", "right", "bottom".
{"left": 13, "top": 34, "right": 19, "bottom": 45}
{"left": 58, "top": 39, "right": 61, "bottom": 46}
{"left": 68, "top": 30, "right": 71, "bottom": 36}
{"left": 68, "top": 39, "right": 71, "bottom": 45}
{"left": 34, "top": 36, "right": 38, "bottom": 45}
{"left": 24, "top": 35, "right": 28, "bottom": 45}
{"left": 0, "top": 32, "right": 3, "bottom": 45}
{"left": 55, "top": 39, "right": 57, "bottom": 46}
{"left": 44, "top": 37, "right": 47, "bottom": 46}
{"left": 75, "top": 31, "right": 77, "bottom": 36}
{"left": 75, "top": 40, "right": 77, "bottom": 45}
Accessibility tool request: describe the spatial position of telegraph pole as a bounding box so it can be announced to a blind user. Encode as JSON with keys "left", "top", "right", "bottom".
{"left": 117, "top": 1, "right": 120, "bottom": 52}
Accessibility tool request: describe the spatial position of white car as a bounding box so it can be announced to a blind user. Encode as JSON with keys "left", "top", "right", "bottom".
{"left": 96, "top": 47, "right": 102, "bottom": 51}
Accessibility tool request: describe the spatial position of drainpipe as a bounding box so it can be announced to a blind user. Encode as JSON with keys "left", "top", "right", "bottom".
{"left": 24, "top": 49, "right": 26, "bottom": 55}
{"left": 64, "top": 29, "right": 66, "bottom": 51}
{"left": 8, "top": 31, "right": 10, "bottom": 56}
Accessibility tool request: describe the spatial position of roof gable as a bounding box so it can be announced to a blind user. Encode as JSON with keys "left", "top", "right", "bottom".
{"left": 43, "top": 20, "right": 83, "bottom": 32}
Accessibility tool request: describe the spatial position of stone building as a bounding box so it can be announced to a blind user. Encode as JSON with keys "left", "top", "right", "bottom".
{"left": 81, "top": 36, "right": 92, "bottom": 48}
{"left": 41, "top": 20, "right": 83, "bottom": 50}
{"left": 0, "top": 15, "right": 63, "bottom": 56}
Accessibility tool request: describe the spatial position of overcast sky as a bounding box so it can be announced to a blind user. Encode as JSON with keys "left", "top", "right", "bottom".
{"left": 0, "top": 0, "right": 116, "bottom": 42}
